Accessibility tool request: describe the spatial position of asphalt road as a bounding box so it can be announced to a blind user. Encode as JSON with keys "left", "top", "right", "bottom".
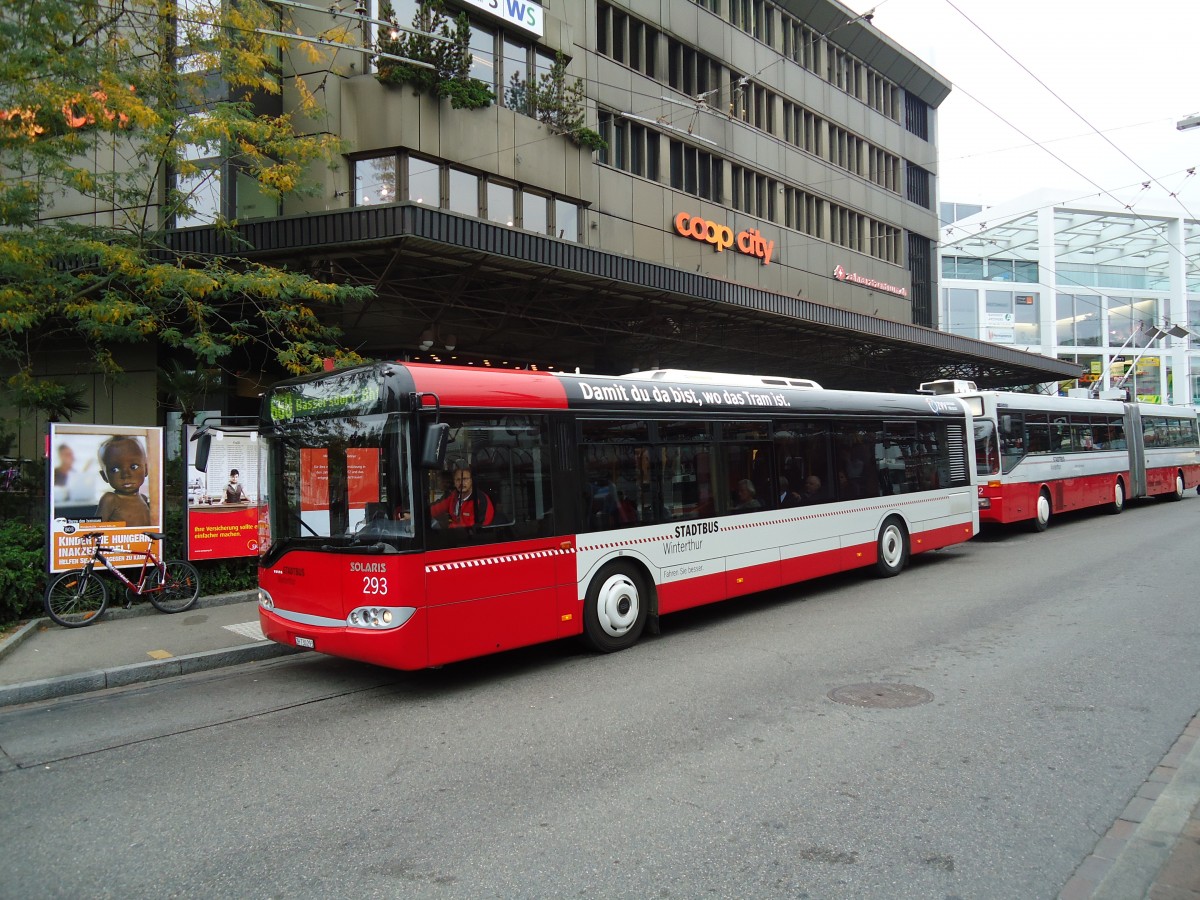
{"left": 1, "top": 497, "right": 1198, "bottom": 899}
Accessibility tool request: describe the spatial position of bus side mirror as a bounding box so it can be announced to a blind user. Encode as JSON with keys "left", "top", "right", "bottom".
{"left": 421, "top": 423, "right": 449, "bottom": 469}
{"left": 193, "top": 433, "right": 211, "bottom": 473}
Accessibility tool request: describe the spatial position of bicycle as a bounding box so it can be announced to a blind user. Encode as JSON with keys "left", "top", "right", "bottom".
{"left": 1, "top": 457, "right": 30, "bottom": 492}
{"left": 43, "top": 531, "right": 201, "bottom": 628}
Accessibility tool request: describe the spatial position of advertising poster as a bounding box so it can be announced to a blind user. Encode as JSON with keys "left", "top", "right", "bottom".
{"left": 184, "top": 425, "right": 260, "bottom": 560}
{"left": 49, "top": 424, "right": 164, "bottom": 574}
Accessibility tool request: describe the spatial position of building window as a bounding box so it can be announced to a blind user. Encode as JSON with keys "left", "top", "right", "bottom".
{"left": 669, "top": 140, "right": 722, "bottom": 202}
{"left": 731, "top": 166, "right": 776, "bottom": 221}
{"left": 906, "top": 161, "right": 931, "bottom": 209}
{"left": 945, "top": 287, "right": 979, "bottom": 338}
{"left": 905, "top": 93, "right": 930, "bottom": 140}
{"left": 783, "top": 102, "right": 822, "bottom": 156}
{"left": 909, "top": 234, "right": 934, "bottom": 327}
{"left": 502, "top": 35, "right": 529, "bottom": 112}
{"left": 354, "top": 153, "right": 398, "bottom": 206}
{"left": 945, "top": 256, "right": 984, "bottom": 280}
{"left": 1014, "top": 261, "right": 1039, "bottom": 282}
{"left": 1013, "top": 292, "right": 1040, "bottom": 344}
{"left": 448, "top": 167, "right": 478, "bottom": 216}
{"left": 598, "top": 3, "right": 659, "bottom": 77}
{"left": 468, "top": 23, "right": 497, "bottom": 91}
{"left": 784, "top": 187, "right": 821, "bottom": 237}
{"left": 870, "top": 222, "right": 900, "bottom": 264}
{"left": 598, "top": 112, "right": 659, "bottom": 180}
{"left": 522, "top": 190, "right": 549, "bottom": 234}
{"left": 407, "top": 155, "right": 440, "bottom": 205}
{"left": 175, "top": 166, "right": 222, "bottom": 227}
{"left": 667, "top": 38, "right": 722, "bottom": 98}
{"left": 1056, "top": 294, "right": 1103, "bottom": 347}
{"left": 554, "top": 198, "right": 579, "bottom": 241}
{"left": 486, "top": 180, "right": 515, "bottom": 226}
{"left": 234, "top": 170, "right": 279, "bottom": 220}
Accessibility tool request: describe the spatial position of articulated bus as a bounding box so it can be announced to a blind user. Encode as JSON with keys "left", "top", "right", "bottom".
{"left": 920, "top": 380, "right": 1200, "bottom": 531}
{"left": 245, "top": 363, "right": 978, "bottom": 670}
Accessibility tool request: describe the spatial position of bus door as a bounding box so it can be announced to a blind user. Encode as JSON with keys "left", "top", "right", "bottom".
{"left": 422, "top": 415, "right": 561, "bottom": 665}
{"left": 1124, "top": 404, "right": 1147, "bottom": 497}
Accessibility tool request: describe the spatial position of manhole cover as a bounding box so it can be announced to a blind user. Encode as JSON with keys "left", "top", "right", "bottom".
{"left": 827, "top": 683, "right": 933, "bottom": 709}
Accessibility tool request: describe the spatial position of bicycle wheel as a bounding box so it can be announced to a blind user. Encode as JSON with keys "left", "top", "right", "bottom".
{"left": 146, "top": 560, "right": 201, "bottom": 613}
{"left": 44, "top": 569, "right": 109, "bottom": 628}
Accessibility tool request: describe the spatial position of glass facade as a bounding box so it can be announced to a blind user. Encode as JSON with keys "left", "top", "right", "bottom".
{"left": 940, "top": 205, "right": 1197, "bottom": 407}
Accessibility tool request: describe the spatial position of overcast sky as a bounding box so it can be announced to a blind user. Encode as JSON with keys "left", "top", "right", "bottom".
{"left": 843, "top": 0, "right": 1200, "bottom": 217}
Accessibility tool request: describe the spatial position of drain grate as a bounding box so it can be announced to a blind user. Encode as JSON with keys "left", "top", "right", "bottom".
{"left": 827, "top": 683, "right": 933, "bottom": 709}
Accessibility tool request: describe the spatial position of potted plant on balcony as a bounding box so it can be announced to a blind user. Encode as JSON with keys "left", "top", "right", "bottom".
{"left": 374, "top": 0, "right": 494, "bottom": 110}
{"left": 508, "top": 53, "right": 607, "bottom": 154}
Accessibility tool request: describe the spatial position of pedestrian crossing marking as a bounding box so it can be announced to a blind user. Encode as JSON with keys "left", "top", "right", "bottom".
{"left": 223, "top": 621, "right": 267, "bottom": 641}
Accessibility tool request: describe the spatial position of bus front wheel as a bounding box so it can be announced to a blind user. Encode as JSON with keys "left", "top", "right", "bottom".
{"left": 874, "top": 516, "right": 909, "bottom": 578}
{"left": 582, "top": 562, "right": 649, "bottom": 653}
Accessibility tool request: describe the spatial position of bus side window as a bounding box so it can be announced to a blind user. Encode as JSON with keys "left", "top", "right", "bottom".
{"left": 1025, "top": 414, "right": 1051, "bottom": 454}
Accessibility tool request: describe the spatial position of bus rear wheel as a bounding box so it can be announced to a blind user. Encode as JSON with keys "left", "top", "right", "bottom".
{"left": 1028, "top": 490, "right": 1052, "bottom": 532}
{"left": 874, "top": 516, "right": 909, "bottom": 578}
{"left": 1166, "top": 471, "right": 1185, "bottom": 501}
{"left": 582, "top": 562, "right": 649, "bottom": 653}
{"left": 1108, "top": 480, "right": 1125, "bottom": 515}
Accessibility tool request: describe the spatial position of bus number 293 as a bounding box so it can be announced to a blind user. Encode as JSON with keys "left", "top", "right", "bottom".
{"left": 362, "top": 576, "right": 388, "bottom": 595}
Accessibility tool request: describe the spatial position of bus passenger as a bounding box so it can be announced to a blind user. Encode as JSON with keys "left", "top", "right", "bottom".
{"left": 733, "top": 479, "right": 761, "bottom": 510}
{"left": 430, "top": 465, "right": 495, "bottom": 529}
{"left": 798, "top": 475, "right": 826, "bottom": 504}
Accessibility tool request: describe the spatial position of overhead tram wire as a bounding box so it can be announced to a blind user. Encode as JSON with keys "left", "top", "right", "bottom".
{"left": 942, "top": 79, "right": 1195, "bottom": 265}
{"left": 940, "top": 0, "right": 1198, "bottom": 221}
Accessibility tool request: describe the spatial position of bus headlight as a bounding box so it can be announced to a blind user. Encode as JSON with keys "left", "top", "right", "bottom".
{"left": 347, "top": 606, "right": 416, "bottom": 630}
{"left": 978, "top": 497, "right": 991, "bottom": 509}
{"left": 258, "top": 588, "right": 275, "bottom": 611}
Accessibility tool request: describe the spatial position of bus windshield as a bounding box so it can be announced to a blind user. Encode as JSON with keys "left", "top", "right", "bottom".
{"left": 262, "top": 413, "right": 413, "bottom": 552}
{"left": 973, "top": 419, "right": 999, "bottom": 476}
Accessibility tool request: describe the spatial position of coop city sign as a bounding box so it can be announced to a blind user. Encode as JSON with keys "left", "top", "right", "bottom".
{"left": 673, "top": 212, "right": 775, "bottom": 265}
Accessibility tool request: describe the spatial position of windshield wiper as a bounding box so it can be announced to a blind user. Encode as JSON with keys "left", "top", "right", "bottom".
{"left": 320, "top": 541, "right": 394, "bottom": 554}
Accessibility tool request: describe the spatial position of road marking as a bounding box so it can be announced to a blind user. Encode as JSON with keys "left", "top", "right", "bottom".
{"left": 223, "top": 621, "right": 267, "bottom": 641}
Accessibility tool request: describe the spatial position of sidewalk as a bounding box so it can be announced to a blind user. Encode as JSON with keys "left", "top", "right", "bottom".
{"left": 0, "top": 590, "right": 301, "bottom": 708}
{"left": 0, "top": 595, "right": 1197, "bottom": 898}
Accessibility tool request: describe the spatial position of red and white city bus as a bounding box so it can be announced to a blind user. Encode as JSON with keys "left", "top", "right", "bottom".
{"left": 920, "top": 380, "right": 1200, "bottom": 531}
{"left": 241, "top": 363, "right": 979, "bottom": 671}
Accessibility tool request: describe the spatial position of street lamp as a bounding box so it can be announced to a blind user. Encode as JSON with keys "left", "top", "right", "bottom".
{"left": 1178, "top": 113, "right": 1200, "bottom": 131}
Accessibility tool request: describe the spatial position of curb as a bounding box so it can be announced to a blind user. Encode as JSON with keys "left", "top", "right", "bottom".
{"left": 1059, "top": 710, "right": 1200, "bottom": 899}
{"left": 0, "top": 639, "right": 304, "bottom": 709}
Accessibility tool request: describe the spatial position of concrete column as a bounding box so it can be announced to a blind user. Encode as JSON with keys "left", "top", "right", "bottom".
{"left": 1165, "top": 216, "right": 1187, "bottom": 404}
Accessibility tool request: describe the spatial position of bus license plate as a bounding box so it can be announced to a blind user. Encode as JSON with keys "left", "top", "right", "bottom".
{"left": 295, "top": 636, "right": 315, "bottom": 649}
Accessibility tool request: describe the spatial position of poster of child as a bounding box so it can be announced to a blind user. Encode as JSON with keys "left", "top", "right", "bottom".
{"left": 96, "top": 435, "right": 153, "bottom": 526}
{"left": 48, "top": 424, "right": 164, "bottom": 573}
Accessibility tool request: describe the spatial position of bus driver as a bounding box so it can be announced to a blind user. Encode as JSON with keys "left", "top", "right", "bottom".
{"left": 430, "top": 464, "right": 495, "bottom": 529}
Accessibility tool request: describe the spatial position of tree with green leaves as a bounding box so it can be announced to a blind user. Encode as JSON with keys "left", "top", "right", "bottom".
{"left": 0, "top": 0, "right": 372, "bottom": 415}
